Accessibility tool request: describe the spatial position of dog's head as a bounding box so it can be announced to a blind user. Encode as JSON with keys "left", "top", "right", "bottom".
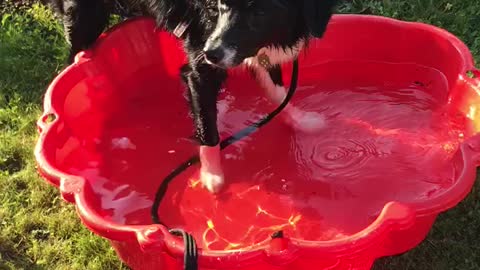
{"left": 203, "top": 0, "right": 338, "bottom": 68}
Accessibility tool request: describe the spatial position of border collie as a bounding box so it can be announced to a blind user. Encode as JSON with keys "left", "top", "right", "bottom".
{"left": 47, "top": 0, "right": 339, "bottom": 193}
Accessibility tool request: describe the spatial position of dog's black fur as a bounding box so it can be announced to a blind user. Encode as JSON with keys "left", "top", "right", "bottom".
{"left": 45, "top": 0, "right": 338, "bottom": 191}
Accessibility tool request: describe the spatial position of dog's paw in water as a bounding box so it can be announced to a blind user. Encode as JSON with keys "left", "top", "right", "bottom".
{"left": 285, "top": 107, "right": 327, "bottom": 133}
{"left": 200, "top": 168, "right": 225, "bottom": 193}
{"left": 258, "top": 83, "right": 327, "bottom": 134}
{"left": 199, "top": 145, "right": 224, "bottom": 193}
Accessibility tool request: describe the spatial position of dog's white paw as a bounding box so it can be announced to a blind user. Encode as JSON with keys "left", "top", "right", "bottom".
{"left": 200, "top": 168, "right": 225, "bottom": 193}
{"left": 285, "top": 108, "right": 327, "bottom": 133}
{"left": 294, "top": 111, "right": 327, "bottom": 133}
{"left": 199, "top": 144, "right": 224, "bottom": 193}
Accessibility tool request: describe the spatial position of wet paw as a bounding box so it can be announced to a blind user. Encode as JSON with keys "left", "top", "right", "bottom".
{"left": 295, "top": 111, "right": 327, "bottom": 133}
{"left": 285, "top": 108, "right": 327, "bottom": 133}
{"left": 200, "top": 168, "right": 225, "bottom": 193}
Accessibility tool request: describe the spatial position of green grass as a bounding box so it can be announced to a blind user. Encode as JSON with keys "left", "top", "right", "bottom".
{"left": 338, "top": 0, "right": 480, "bottom": 58}
{"left": 0, "top": 1, "right": 479, "bottom": 269}
{"left": 0, "top": 4, "right": 127, "bottom": 270}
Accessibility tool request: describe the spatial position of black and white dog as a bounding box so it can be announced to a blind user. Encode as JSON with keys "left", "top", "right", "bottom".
{"left": 47, "top": 0, "right": 339, "bottom": 193}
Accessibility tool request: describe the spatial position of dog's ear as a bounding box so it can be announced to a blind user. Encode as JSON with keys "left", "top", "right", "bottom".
{"left": 303, "top": 0, "right": 338, "bottom": 38}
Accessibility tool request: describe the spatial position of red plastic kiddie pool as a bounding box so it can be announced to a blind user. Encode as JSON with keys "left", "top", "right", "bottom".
{"left": 35, "top": 15, "right": 480, "bottom": 269}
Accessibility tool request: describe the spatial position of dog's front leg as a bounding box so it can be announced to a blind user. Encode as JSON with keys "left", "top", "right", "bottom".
{"left": 181, "top": 61, "right": 227, "bottom": 193}
{"left": 253, "top": 64, "right": 327, "bottom": 133}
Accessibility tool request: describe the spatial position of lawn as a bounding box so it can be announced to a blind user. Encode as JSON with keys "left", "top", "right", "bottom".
{"left": 0, "top": 1, "right": 479, "bottom": 269}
